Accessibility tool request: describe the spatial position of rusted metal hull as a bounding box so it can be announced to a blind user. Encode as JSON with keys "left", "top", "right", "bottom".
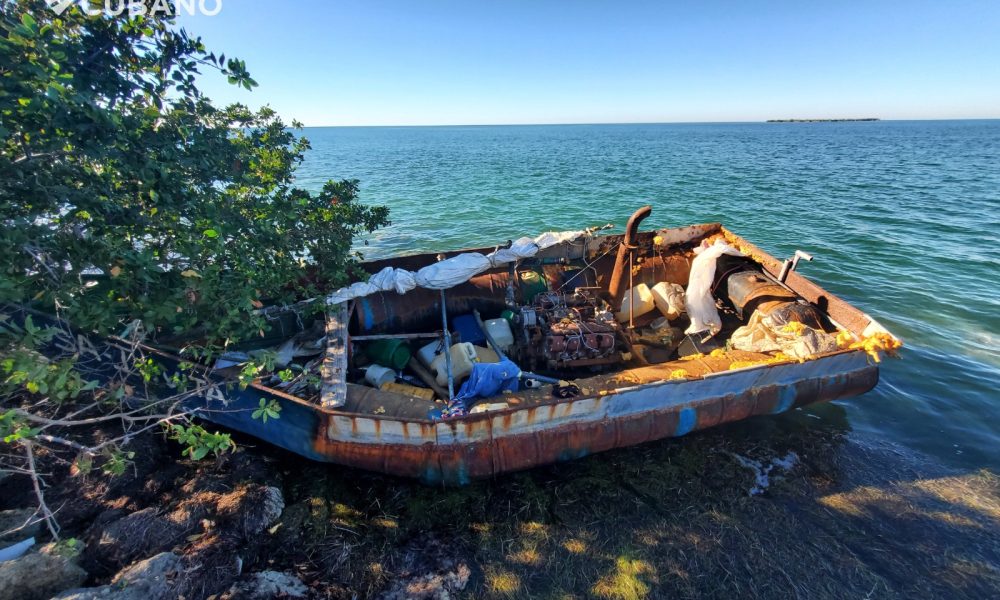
{"left": 195, "top": 350, "right": 878, "bottom": 485}
{"left": 193, "top": 222, "right": 891, "bottom": 485}
{"left": 13, "top": 220, "right": 891, "bottom": 486}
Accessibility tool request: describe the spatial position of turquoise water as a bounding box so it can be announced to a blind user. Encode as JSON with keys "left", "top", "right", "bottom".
{"left": 295, "top": 121, "right": 1000, "bottom": 469}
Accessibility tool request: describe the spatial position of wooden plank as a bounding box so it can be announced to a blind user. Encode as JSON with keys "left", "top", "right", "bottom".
{"left": 320, "top": 302, "right": 349, "bottom": 408}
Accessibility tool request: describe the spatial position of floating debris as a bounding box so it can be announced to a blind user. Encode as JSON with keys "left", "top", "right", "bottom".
{"left": 731, "top": 451, "right": 799, "bottom": 496}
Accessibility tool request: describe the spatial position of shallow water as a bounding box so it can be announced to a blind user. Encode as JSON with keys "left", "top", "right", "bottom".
{"left": 294, "top": 120, "right": 1000, "bottom": 470}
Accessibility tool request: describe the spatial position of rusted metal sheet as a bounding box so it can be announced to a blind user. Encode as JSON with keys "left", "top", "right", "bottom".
{"left": 299, "top": 351, "right": 878, "bottom": 484}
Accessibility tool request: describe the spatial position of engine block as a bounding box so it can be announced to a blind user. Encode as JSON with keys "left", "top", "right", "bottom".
{"left": 515, "top": 291, "right": 625, "bottom": 370}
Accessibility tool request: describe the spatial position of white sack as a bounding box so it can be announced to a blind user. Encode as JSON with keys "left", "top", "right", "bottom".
{"left": 487, "top": 236, "right": 540, "bottom": 264}
{"left": 324, "top": 230, "right": 585, "bottom": 305}
{"left": 684, "top": 240, "right": 745, "bottom": 335}
{"left": 414, "top": 253, "right": 493, "bottom": 289}
{"left": 534, "top": 230, "right": 585, "bottom": 249}
{"left": 326, "top": 267, "right": 417, "bottom": 304}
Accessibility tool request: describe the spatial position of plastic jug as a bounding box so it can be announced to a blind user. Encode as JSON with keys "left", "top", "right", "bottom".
{"left": 650, "top": 282, "right": 686, "bottom": 321}
{"left": 484, "top": 318, "right": 514, "bottom": 353}
{"left": 430, "top": 342, "right": 478, "bottom": 387}
{"left": 416, "top": 339, "right": 445, "bottom": 368}
{"left": 616, "top": 283, "right": 656, "bottom": 322}
{"left": 474, "top": 345, "right": 500, "bottom": 364}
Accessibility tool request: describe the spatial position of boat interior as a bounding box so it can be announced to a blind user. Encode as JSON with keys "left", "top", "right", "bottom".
{"left": 239, "top": 219, "right": 862, "bottom": 420}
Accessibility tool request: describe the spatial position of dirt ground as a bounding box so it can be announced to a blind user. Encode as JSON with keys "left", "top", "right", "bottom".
{"left": 3, "top": 400, "right": 998, "bottom": 599}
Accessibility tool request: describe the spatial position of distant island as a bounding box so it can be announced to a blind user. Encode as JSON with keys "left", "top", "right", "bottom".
{"left": 766, "top": 118, "right": 880, "bottom": 123}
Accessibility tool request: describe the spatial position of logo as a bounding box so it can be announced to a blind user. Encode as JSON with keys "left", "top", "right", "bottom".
{"left": 47, "top": 0, "right": 223, "bottom": 17}
{"left": 47, "top": 0, "right": 76, "bottom": 15}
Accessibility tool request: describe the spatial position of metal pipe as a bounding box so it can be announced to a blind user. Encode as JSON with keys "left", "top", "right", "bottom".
{"left": 473, "top": 309, "right": 508, "bottom": 362}
{"left": 519, "top": 371, "right": 561, "bottom": 385}
{"left": 628, "top": 250, "right": 635, "bottom": 329}
{"left": 439, "top": 289, "right": 455, "bottom": 401}
{"left": 778, "top": 250, "right": 814, "bottom": 283}
{"left": 608, "top": 205, "right": 652, "bottom": 305}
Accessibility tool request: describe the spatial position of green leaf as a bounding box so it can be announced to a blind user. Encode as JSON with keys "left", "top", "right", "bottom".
{"left": 203, "top": 229, "right": 218, "bottom": 238}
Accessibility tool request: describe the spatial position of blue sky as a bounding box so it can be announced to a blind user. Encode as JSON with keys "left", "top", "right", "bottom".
{"left": 177, "top": 0, "right": 1000, "bottom": 126}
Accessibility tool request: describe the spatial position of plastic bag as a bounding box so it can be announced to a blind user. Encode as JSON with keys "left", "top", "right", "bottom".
{"left": 730, "top": 310, "right": 839, "bottom": 359}
{"left": 684, "top": 240, "right": 744, "bottom": 335}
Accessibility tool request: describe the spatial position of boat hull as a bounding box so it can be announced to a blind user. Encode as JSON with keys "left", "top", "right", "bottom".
{"left": 201, "top": 350, "right": 877, "bottom": 485}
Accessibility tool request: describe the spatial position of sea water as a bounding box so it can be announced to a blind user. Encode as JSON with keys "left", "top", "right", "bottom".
{"left": 295, "top": 120, "right": 1000, "bottom": 469}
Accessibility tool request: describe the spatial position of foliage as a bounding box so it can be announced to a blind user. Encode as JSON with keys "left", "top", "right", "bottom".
{"left": 0, "top": 0, "right": 388, "bottom": 344}
{"left": 0, "top": 408, "right": 37, "bottom": 443}
{"left": 1, "top": 316, "right": 97, "bottom": 401}
{"left": 100, "top": 447, "right": 135, "bottom": 475}
{"left": 169, "top": 422, "right": 234, "bottom": 460}
{"left": 0, "top": 1, "right": 388, "bottom": 535}
{"left": 251, "top": 397, "right": 281, "bottom": 423}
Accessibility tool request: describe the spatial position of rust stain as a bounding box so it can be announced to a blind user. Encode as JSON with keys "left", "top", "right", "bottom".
{"left": 306, "top": 365, "right": 879, "bottom": 485}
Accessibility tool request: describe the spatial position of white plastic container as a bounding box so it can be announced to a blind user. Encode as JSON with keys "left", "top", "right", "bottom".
{"left": 484, "top": 318, "right": 514, "bottom": 352}
{"left": 650, "top": 282, "right": 686, "bottom": 321}
{"left": 364, "top": 364, "right": 396, "bottom": 388}
{"left": 474, "top": 345, "right": 500, "bottom": 364}
{"left": 416, "top": 339, "right": 445, "bottom": 368}
{"left": 616, "top": 283, "right": 656, "bottom": 323}
{"left": 430, "top": 342, "right": 478, "bottom": 387}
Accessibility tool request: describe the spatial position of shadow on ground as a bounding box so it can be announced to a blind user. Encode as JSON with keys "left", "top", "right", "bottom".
{"left": 265, "top": 402, "right": 1000, "bottom": 599}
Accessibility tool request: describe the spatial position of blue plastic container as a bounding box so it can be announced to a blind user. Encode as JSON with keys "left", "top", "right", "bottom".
{"left": 452, "top": 314, "right": 486, "bottom": 345}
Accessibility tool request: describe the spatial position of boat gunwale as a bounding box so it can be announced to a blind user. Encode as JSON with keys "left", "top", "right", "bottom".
{"left": 248, "top": 345, "right": 874, "bottom": 426}
{"left": 241, "top": 221, "right": 892, "bottom": 426}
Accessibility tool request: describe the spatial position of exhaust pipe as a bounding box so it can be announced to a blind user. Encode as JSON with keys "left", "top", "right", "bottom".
{"left": 608, "top": 205, "right": 652, "bottom": 306}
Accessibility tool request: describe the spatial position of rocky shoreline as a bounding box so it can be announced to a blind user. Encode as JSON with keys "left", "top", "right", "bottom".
{"left": 1, "top": 404, "right": 998, "bottom": 599}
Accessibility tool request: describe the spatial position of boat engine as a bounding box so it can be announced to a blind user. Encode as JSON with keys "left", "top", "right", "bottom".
{"left": 513, "top": 290, "right": 625, "bottom": 371}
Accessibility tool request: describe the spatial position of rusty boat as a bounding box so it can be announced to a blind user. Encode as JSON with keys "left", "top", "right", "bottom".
{"left": 149, "top": 206, "right": 894, "bottom": 485}
{"left": 19, "top": 207, "right": 898, "bottom": 485}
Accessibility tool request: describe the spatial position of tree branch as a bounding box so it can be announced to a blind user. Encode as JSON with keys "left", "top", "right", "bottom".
{"left": 23, "top": 441, "right": 59, "bottom": 541}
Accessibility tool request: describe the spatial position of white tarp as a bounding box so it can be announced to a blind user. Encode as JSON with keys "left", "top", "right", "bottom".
{"left": 326, "top": 230, "right": 585, "bottom": 305}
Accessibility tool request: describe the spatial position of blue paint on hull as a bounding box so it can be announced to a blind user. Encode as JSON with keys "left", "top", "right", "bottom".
{"left": 773, "top": 386, "right": 797, "bottom": 414}
{"left": 676, "top": 407, "right": 697, "bottom": 436}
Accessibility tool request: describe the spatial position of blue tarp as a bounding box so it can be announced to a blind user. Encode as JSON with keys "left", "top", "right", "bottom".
{"left": 455, "top": 358, "right": 520, "bottom": 405}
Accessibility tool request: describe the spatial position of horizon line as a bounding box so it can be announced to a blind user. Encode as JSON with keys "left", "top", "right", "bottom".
{"left": 294, "top": 117, "right": 999, "bottom": 128}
